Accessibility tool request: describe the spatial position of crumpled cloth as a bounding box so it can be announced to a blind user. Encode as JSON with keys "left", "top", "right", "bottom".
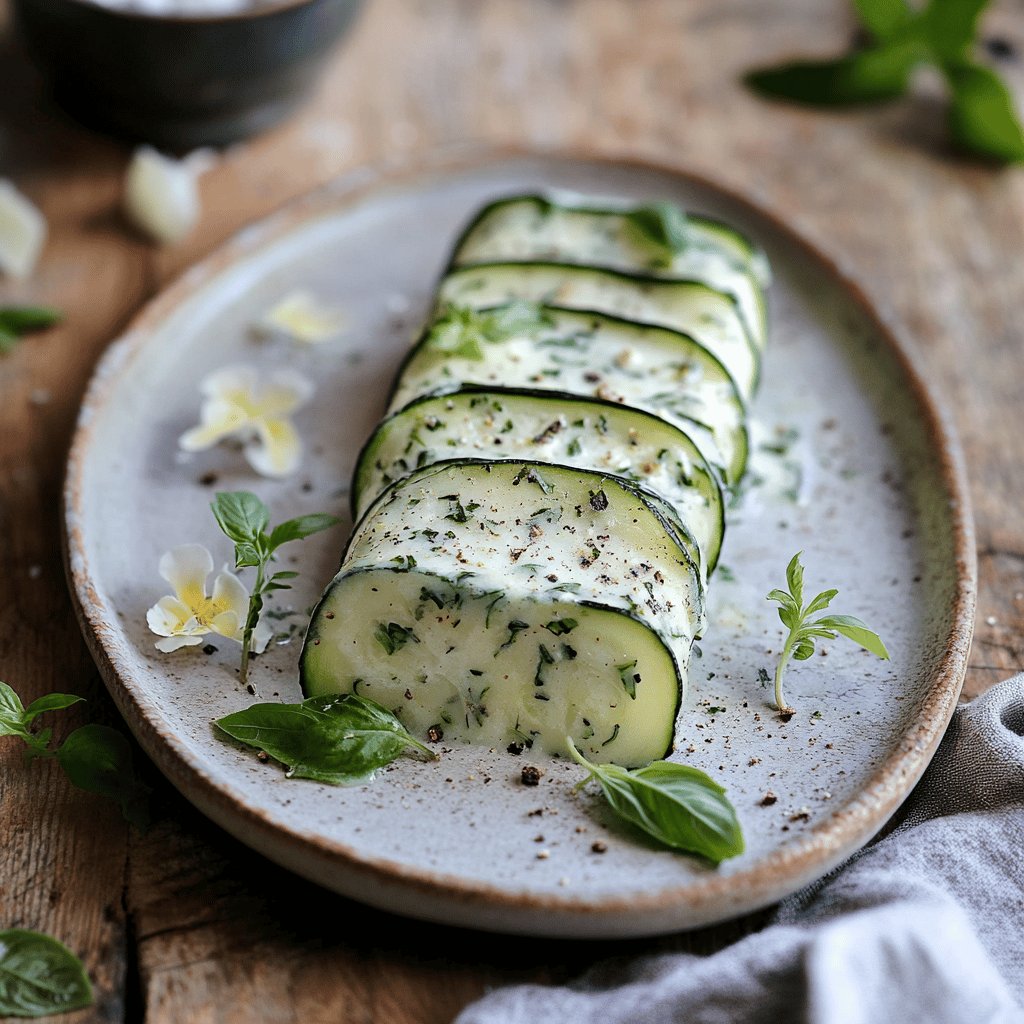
{"left": 456, "top": 675, "right": 1024, "bottom": 1024}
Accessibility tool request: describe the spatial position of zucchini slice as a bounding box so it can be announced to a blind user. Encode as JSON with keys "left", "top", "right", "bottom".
{"left": 390, "top": 304, "right": 748, "bottom": 484}
{"left": 353, "top": 386, "right": 725, "bottom": 573}
{"left": 450, "top": 194, "right": 768, "bottom": 349}
{"left": 437, "top": 261, "right": 759, "bottom": 398}
{"left": 301, "top": 459, "right": 705, "bottom": 766}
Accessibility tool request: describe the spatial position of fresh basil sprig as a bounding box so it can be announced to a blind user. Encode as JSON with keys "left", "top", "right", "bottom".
{"left": 744, "top": 0, "right": 1024, "bottom": 163}
{"left": 566, "top": 738, "right": 744, "bottom": 864}
{"left": 211, "top": 491, "right": 340, "bottom": 686}
{"left": 216, "top": 692, "right": 437, "bottom": 785}
{"left": 0, "top": 680, "right": 150, "bottom": 828}
{"left": 0, "top": 306, "right": 61, "bottom": 355}
{"left": 427, "top": 301, "right": 554, "bottom": 360}
{"left": 625, "top": 201, "right": 691, "bottom": 266}
{"left": 767, "top": 552, "right": 890, "bottom": 714}
{"left": 0, "top": 929, "right": 92, "bottom": 1019}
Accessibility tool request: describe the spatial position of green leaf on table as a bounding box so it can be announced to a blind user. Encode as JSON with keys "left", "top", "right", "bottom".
{"left": 922, "top": 0, "right": 988, "bottom": 61}
{"left": 626, "top": 201, "right": 691, "bottom": 265}
{"left": 211, "top": 491, "right": 270, "bottom": 546}
{"left": 0, "top": 929, "right": 92, "bottom": 1018}
{"left": 0, "top": 680, "right": 28, "bottom": 734}
{"left": 945, "top": 61, "right": 1024, "bottom": 162}
{"left": 853, "top": 0, "right": 913, "bottom": 40}
{"left": 0, "top": 307, "right": 62, "bottom": 335}
{"left": 57, "top": 725, "right": 151, "bottom": 829}
{"left": 22, "top": 693, "right": 85, "bottom": 725}
{"left": 215, "top": 693, "right": 437, "bottom": 786}
{"left": 744, "top": 45, "right": 918, "bottom": 107}
{"left": 567, "top": 740, "right": 744, "bottom": 864}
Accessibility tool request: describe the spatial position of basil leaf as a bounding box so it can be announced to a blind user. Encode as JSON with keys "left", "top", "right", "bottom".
{"left": 216, "top": 693, "right": 436, "bottom": 786}
{"left": 923, "top": 0, "right": 987, "bottom": 62}
{"left": 0, "top": 929, "right": 92, "bottom": 1018}
{"left": 568, "top": 741, "right": 743, "bottom": 864}
{"left": 0, "top": 681, "right": 28, "bottom": 736}
{"left": 813, "top": 613, "right": 891, "bottom": 659}
{"left": 0, "top": 306, "right": 62, "bottom": 335}
{"left": 853, "top": 0, "right": 913, "bottom": 40}
{"left": 268, "top": 513, "right": 341, "bottom": 551}
{"left": 211, "top": 491, "right": 270, "bottom": 545}
{"left": 803, "top": 588, "right": 838, "bottom": 616}
{"left": 22, "top": 694, "right": 84, "bottom": 725}
{"left": 626, "top": 202, "right": 690, "bottom": 265}
{"left": 57, "top": 725, "right": 151, "bottom": 829}
{"left": 784, "top": 551, "right": 804, "bottom": 607}
{"left": 945, "top": 61, "right": 1024, "bottom": 163}
{"left": 744, "top": 45, "right": 917, "bottom": 106}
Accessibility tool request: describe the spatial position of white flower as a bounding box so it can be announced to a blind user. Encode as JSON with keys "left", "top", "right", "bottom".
{"left": 179, "top": 365, "right": 313, "bottom": 477}
{"left": 258, "top": 290, "right": 346, "bottom": 344}
{"left": 146, "top": 544, "right": 272, "bottom": 654}
{"left": 123, "top": 147, "right": 204, "bottom": 246}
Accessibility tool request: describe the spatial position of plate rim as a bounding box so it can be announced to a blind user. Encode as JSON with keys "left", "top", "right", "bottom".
{"left": 62, "top": 146, "right": 977, "bottom": 934}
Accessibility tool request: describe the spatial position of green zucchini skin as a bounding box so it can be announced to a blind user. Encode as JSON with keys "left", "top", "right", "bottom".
{"left": 448, "top": 193, "right": 768, "bottom": 349}
{"left": 301, "top": 459, "right": 705, "bottom": 766}
{"left": 388, "top": 304, "right": 749, "bottom": 484}
{"left": 351, "top": 386, "right": 725, "bottom": 573}
{"left": 435, "top": 260, "right": 760, "bottom": 400}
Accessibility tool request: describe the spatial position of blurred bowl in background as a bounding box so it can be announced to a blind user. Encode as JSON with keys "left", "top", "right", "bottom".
{"left": 11, "top": 0, "right": 364, "bottom": 150}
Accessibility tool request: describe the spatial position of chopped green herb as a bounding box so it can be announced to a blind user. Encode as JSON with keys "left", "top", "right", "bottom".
{"left": 374, "top": 622, "right": 418, "bottom": 656}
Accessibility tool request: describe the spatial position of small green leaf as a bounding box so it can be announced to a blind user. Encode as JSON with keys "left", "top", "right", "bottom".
{"left": 0, "top": 929, "right": 92, "bottom": 1018}
{"left": 268, "top": 513, "right": 341, "bottom": 551}
{"left": 945, "top": 61, "right": 1024, "bottom": 163}
{"left": 626, "top": 202, "right": 691, "bottom": 265}
{"left": 792, "top": 639, "right": 816, "bottom": 660}
{"left": 744, "top": 45, "right": 917, "bottom": 107}
{"left": 215, "top": 693, "right": 435, "bottom": 786}
{"left": 211, "top": 491, "right": 269, "bottom": 545}
{"left": 568, "top": 741, "right": 743, "bottom": 864}
{"left": 0, "top": 306, "right": 62, "bottom": 335}
{"left": 56, "top": 725, "right": 150, "bottom": 829}
{"left": 804, "top": 588, "right": 839, "bottom": 615}
{"left": 0, "top": 681, "right": 28, "bottom": 735}
{"left": 922, "top": 0, "right": 987, "bottom": 62}
{"left": 785, "top": 551, "right": 804, "bottom": 607}
{"left": 22, "top": 694, "right": 84, "bottom": 725}
{"left": 853, "top": 0, "right": 913, "bottom": 40}
{"left": 815, "top": 614, "right": 891, "bottom": 659}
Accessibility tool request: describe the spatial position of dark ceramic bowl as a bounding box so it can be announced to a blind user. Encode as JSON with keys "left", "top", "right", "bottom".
{"left": 11, "top": 0, "right": 364, "bottom": 150}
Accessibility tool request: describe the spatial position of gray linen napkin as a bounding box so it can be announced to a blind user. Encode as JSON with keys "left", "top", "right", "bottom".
{"left": 456, "top": 675, "right": 1024, "bottom": 1024}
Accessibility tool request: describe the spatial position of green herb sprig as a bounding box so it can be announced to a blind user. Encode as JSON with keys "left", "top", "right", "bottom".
{"left": 625, "top": 202, "right": 692, "bottom": 266}
{"left": 745, "top": 0, "right": 1024, "bottom": 163}
{"left": 0, "top": 929, "right": 93, "bottom": 1019}
{"left": 216, "top": 693, "right": 437, "bottom": 785}
{"left": 0, "top": 681, "right": 149, "bottom": 828}
{"left": 427, "top": 300, "right": 554, "bottom": 360}
{"left": 0, "top": 307, "right": 61, "bottom": 355}
{"left": 567, "top": 739, "right": 744, "bottom": 864}
{"left": 767, "top": 552, "right": 890, "bottom": 715}
{"left": 211, "top": 491, "right": 340, "bottom": 687}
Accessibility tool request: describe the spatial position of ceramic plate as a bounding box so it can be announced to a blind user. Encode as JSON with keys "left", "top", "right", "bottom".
{"left": 65, "top": 153, "right": 975, "bottom": 938}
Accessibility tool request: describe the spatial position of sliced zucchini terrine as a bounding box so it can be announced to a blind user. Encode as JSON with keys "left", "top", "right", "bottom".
{"left": 302, "top": 460, "right": 705, "bottom": 767}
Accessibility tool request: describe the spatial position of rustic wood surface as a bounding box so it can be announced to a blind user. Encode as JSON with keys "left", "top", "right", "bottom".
{"left": 1, "top": 0, "right": 1022, "bottom": 1020}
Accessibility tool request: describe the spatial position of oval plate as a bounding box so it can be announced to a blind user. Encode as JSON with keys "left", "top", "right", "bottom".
{"left": 65, "top": 153, "right": 975, "bottom": 938}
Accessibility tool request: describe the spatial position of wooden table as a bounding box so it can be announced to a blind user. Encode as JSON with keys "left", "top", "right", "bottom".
{"left": 2, "top": 1, "right": 1022, "bottom": 1020}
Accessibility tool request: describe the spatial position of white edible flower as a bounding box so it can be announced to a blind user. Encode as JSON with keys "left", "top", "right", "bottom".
{"left": 146, "top": 544, "right": 272, "bottom": 654}
{"left": 179, "top": 364, "right": 313, "bottom": 477}
{"left": 257, "top": 290, "right": 346, "bottom": 344}
{"left": 123, "top": 147, "right": 206, "bottom": 245}
{"left": 0, "top": 179, "right": 47, "bottom": 279}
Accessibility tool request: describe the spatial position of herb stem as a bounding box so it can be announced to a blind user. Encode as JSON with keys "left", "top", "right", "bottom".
{"left": 239, "top": 561, "right": 266, "bottom": 687}
{"left": 774, "top": 634, "right": 795, "bottom": 715}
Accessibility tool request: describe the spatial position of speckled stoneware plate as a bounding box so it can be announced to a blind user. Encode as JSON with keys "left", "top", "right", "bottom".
{"left": 65, "top": 152, "right": 976, "bottom": 938}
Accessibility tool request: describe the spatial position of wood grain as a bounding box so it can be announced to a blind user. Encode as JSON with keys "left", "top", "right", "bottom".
{"left": 1, "top": 0, "right": 1021, "bottom": 1019}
